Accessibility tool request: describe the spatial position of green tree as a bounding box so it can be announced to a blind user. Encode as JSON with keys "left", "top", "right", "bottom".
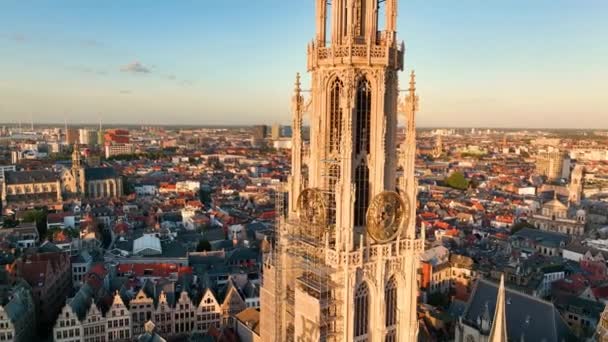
{"left": 445, "top": 172, "right": 469, "bottom": 190}
{"left": 22, "top": 209, "right": 48, "bottom": 238}
{"left": 199, "top": 188, "right": 212, "bottom": 206}
{"left": 511, "top": 220, "right": 534, "bottom": 233}
{"left": 196, "top": 239, "right": 212, "bottom": 252}
{"left": 427, "top": 292, "right": 450, "bottom": 308}
{"left": 1, "top": 217, "right": 19, "bottom": 228}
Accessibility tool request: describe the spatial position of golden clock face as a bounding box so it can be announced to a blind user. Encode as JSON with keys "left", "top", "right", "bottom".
{"left": 297, "top": 188, "right": 327, "bottom": 227}
{"left": 366, "top": 191, "right": 409, "bottom": 242}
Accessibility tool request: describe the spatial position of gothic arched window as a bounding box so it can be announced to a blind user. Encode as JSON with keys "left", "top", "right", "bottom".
{"left": 354, "top": 163, "right": 370, "bottom": 226}
{"left": 302, "top": 164, "right": 309, "bottom": 188}
{"left": 355, "top": 78, "right": 371, "bottom": 155}
{"left": 328, "top": 164, "right": 341, "bottom": 225}
{"left": 385, "top": 277, "right": 398, "bottom": 342}
{"left": 329, "top": 79, "right": 343, "bottom": 154}
{"left": 356, "top": 0, "right": 367, "bottom": 37}
{"left": 354, "top": 282, "right": 370, "bottom": 340}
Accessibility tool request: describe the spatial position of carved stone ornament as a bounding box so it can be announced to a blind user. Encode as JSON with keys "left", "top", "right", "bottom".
{"left": 297, "top": 188, "right": 327, "bottom": 238}
{"left": 366, "top": 191, "right": 409, "bottom": 243}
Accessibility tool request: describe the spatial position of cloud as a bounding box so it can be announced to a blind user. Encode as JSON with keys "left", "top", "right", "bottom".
{"left": 1, "top": 32, "right": 27, "bottom": 42}
{"left": 179, "top": 79, "right": 195, "bottom": 86}
{"left": 72, "top": 66, "right": 107, "bottom": 76}
{"left": 119, "top": 90, "right": 132, "bottom": 94}
{"left": 121, "top": 61, "right": 151, "bottom": 74}
{"left": 81, "top": 39, "right": 102, "bottom": 47}
{"left": 12, "top": 33, "right": 26, "bottom": 42}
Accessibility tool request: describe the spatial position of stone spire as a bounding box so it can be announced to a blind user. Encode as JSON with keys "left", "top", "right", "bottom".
{"left": 71, "top": 143, "right": 83, "bottom": 194}
{"left": 288, "top": 72, "right": 304, "bottom": 215}
{"left": 489, "top": 274, "right": 508, "bottom": 342}
{"left": 401, "top": 70, "right": 419, "bottom": 238}
{"left": 72, "top": 143, "right": 81, "bottom": 167}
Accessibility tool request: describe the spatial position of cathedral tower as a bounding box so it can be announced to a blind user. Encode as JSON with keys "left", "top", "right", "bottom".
{"left": 71, "top": 144, "right": 84, "bottom": 194}
{"left": 260, "top": 1, "right": 423, "bottom": 341}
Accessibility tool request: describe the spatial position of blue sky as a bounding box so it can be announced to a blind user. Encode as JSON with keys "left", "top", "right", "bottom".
{"left": 0, "top": 0, "right": 606, "bottom": 128}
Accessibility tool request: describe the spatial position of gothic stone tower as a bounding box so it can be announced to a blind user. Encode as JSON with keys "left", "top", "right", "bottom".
{"left": 71, "top": 144, "right": 85, "bottom": 194}
{"left": 260, "top": 1, "right": 423, "bottom": 341}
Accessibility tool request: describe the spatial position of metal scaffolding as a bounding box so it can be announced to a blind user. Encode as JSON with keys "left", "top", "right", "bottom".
{"left": 268, "top": 150, "right": 345, "bottom": 341}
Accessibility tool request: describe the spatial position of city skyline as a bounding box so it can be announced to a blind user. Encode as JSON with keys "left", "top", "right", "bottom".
{"left": 1, "top": 0, "right": 607, "bottom": 128}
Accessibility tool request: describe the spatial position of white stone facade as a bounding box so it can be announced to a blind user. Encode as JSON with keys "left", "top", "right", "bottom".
{"left": 260, "top": 1, "right": 422, "bottom": 341}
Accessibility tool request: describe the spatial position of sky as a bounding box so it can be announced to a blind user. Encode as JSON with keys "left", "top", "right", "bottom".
{"left": 0, "top": 0, "right": 607, "bottom": 128}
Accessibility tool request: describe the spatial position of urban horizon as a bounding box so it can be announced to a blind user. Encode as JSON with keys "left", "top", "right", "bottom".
{"left": 1, "top": 121, "right": 608, "bottom": 131}
{"left": 1, "top": 2, "right": 607, "bottom": 342}
{"left": 1, "top": 1, "right": 607, "bottom": 128}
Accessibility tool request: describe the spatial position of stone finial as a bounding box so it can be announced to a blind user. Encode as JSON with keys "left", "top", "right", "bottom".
{"left": 294, "top": 72, "right": 301, "bottom": 94}
{"left": 409, "top": 70, "right": 416, "bottom": 93}
{"left": 113, "top": 290, "right": 124, "bottom": 306}
{"left": 144, "top": 320, "right": 155, "bottom": 334}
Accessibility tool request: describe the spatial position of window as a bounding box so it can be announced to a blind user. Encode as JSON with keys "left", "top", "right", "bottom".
{"left": 325, "top": 163, "right": 341, "bottom": 225}
{"left": 356, "top": 0, "right": 367, "bottom": 37}
{"left": 354, "top": 282, "right": 370, "bottom": 340}
{"left": 385, "top": 277, "right": 398, "bottom": 342}
{"left": 355, "top": 78, "right": 372, "bottom": 155}
{"left": 354, "top": 163, "right": 370, "bottom": 226}
{"left": 329, "top": 78, "right": 343, "bottom": 153}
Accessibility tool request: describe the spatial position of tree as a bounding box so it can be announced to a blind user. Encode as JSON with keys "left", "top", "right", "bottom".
{"left": 99, "top": 223, "right": 112, "bottom": 248}
{"left": 1, "top": 217, "right": 18, "bottom": 228}
{"left": 23, "top": 209, "right": 48, "bottom": 238}
{"left": 511, "top": 220, "right": 534, "bottom": 233}
{"left": 427, "top": 292, "right": 450, "bottom": 308}
{"left": 199, "top": 188, "right": 212, "bottom": 206}
{"left": 445, "top": 172, "right": 469, "bottom": 190}
{"left": 196, "top": 239, "right": 212, "bottom": 252}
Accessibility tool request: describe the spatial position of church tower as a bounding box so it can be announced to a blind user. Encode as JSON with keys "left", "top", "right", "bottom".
{"left": 260, "top": 1, "right": 424, "bottom": 341}
{"left": 71, "top": 144, "right": 84, "bottom": 194}
{"left": 568, "top": 164, "right": 584, "bottom": 205}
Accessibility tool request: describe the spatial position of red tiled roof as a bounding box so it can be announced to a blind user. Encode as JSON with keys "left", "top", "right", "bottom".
{"left": 258, "top": 211, "right": 276, "bottom": 220}
{"left": 20, "top": 261, "right": 48, "bottom": 287}
{"left": 495, "top": 215, "right": 514, "bottom": 224}
{"left": 592, "top": 286, "right": 608, "bottom": 299}
{"left": 420, "top": 212, "right": 438, "bottom": 220}
{"left": 114, "top": 223, "right": 129, "bottom": 235}
{"left": 445, "top": 228, "right": 459, "bottom": 237}
{"left": 47, "top": 212, "right": 69, "bottom": 224}
{"left": 434, "top": 221, "right": 451, "bottom": 230}
{"left": 116, "top": 263, "right": 193, "bottom": 278}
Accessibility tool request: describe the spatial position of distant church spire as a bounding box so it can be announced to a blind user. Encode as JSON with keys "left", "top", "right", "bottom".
{"left": 72, "top": 143, "right": 81, "bottom": 167}
{"left": 71, "top": 144, "right": 83, "bottom": 194}
{"left": 489, "top": 274, "right": 508, "bottom": 342}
